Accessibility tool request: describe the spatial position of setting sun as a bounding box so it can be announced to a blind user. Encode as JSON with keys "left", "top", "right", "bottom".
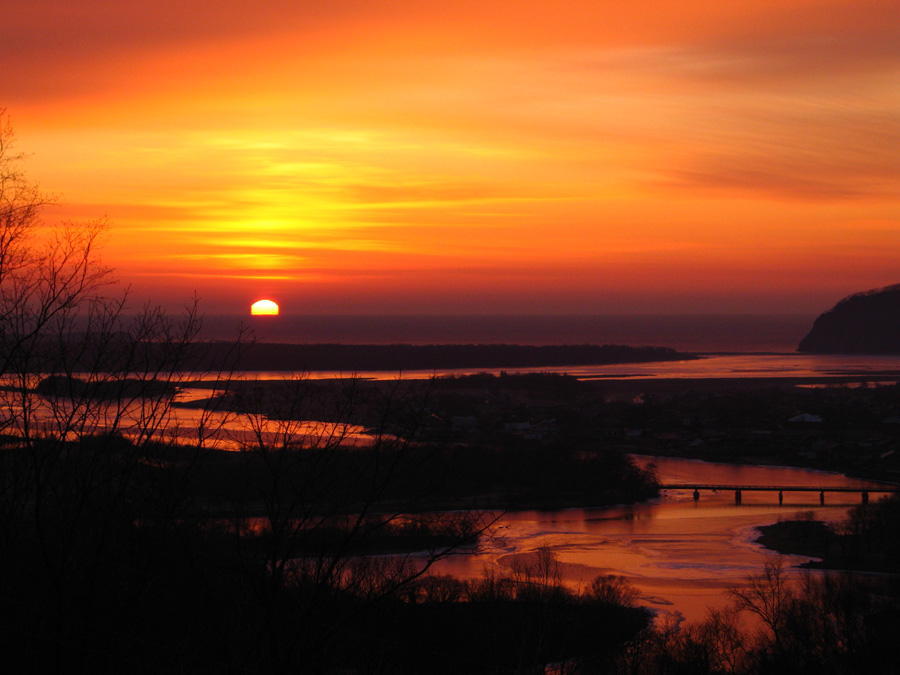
{"left": 250, "top": 299, "right": 279, "bottom": 316}
{"left": 7, "top": 1, "right": 900, "bottom": 316}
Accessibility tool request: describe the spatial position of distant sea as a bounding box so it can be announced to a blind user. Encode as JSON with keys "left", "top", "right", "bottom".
{"left": 195, "top": 314, "right": 816, "bottom": 353}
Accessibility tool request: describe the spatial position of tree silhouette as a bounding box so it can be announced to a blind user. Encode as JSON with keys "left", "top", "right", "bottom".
{"left": 0, "top": 111, "right": 498, "bottom": 672}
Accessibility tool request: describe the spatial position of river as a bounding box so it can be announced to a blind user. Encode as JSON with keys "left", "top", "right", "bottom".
{"left": 431, "top": 455, "right": 891, "bottom": 623}
{"left": 14, "top": 363, "right": 898, "bottom": 624}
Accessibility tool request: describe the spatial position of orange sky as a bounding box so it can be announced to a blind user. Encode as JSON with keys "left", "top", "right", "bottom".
{"left": 4, "top": 0, "right": 899, "bottom": 315}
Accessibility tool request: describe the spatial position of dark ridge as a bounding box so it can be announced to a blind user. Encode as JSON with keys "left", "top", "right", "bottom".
{"left": 798, "top": 284, "right": 900, "bottom": 354}
{"left": 193, "top": 342, "right": 694, "bottom": 372}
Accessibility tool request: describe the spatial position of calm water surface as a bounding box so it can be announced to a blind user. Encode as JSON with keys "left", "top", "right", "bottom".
{"left": 433, "top": 456, "right": 892, "bottom": 623}
{"left": 22, "top": 357, "right": 897, "bottom": 623}
{"left": 229, "top": 353, "right": 900, "bottom": 382}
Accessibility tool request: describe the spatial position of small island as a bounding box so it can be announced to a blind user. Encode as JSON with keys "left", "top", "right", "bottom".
{"left": 755, "top": 493, "right": 900, "bottom": 574}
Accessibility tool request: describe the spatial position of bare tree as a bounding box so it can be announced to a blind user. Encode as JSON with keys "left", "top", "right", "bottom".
{"left": 0, "top": 110, "right": 237, "bottom": 672}
{"left": 0, "top": 112, "right": 499, "bottom": 673}
{"left": 728, "top": 556, "right": 795, "bottom": 657}
{"left": 206, "top": 373, "right": 496, "bottom": 671}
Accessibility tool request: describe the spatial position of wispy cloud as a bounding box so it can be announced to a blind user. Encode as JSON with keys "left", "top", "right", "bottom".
{"left": 5, "top": 0, "right": 900, "bottom": 313}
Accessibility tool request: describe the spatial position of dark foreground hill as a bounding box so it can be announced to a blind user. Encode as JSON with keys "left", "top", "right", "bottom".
{"left": 798, "top": 284, "right": 900, "bottom": 353}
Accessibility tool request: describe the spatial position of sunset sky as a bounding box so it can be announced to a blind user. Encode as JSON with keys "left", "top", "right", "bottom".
{"left": 4, "top": 0, "right": 899, "bottom": 315}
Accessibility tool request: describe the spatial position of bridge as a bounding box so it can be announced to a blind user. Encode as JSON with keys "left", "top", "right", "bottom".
{"left": 658, "top": 483, "right": 900, "bottom": 505}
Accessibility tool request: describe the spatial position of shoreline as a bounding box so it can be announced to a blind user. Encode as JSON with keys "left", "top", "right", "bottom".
{"left": 755, "top": 518, "right": 900, "bottom": 575}
{"left": 175, "top": 364, "right": 900, "bottom": 487}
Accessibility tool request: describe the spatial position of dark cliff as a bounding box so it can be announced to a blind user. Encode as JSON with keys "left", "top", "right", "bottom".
{"left": 798, "top": 284, "right": 900, "bottom": 353}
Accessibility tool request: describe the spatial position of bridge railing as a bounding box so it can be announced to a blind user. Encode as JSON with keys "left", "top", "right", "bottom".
{"left": 658, "top": 484, "right": 900, "bottom": 505}
{"left": 659, "top": 484, "right": 900, "bottom": 492}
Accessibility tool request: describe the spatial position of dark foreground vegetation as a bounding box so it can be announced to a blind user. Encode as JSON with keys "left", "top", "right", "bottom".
{"left": 621, "top": 557, "right": 900, "bottom": 675}
{"left": 7, "top": 374, "right": 900, "bottom": 674}
{"left": 0, "top": 440, "right": 650, "bottom": 674}
{"left": 10, "top": 364, "right": 900, "bottom": 672}
{"left": 0, "top": 403, "right": 657, "bottom": 673}
{"left": 757, "top": 494, "right": 900, "bottom": 574}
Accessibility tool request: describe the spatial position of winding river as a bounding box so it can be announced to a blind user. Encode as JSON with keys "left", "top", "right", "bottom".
{"left": 20, "top": 366, "right": 896, "bottom": 624}
{"left": 433, "top": 456, "right": 891, "bottom": 623}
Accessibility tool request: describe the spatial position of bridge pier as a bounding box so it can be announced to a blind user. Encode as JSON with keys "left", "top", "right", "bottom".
{"left": 659, "top": 485, "right": 900, "bottom": 504}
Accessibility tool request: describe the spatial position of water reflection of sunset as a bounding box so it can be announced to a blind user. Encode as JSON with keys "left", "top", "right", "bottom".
{"left": 432, "top": 457, "right": 888, "bottom": 624}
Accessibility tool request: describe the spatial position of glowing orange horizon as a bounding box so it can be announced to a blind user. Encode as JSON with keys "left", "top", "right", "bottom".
{"left": 7, "top": 1, "right": 900, "bottom": 314}
{"left": 250, "top": 299, "right": 280, "bottom": 316}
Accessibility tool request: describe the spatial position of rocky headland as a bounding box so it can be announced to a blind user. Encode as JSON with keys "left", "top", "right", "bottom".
{"left": 799, "top": 284, "right": 900, "bottom": 353}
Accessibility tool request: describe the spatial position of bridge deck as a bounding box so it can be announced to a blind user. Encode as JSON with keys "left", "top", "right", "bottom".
{"left": 659, "top": 484, "right": 900, "bottom": 493}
